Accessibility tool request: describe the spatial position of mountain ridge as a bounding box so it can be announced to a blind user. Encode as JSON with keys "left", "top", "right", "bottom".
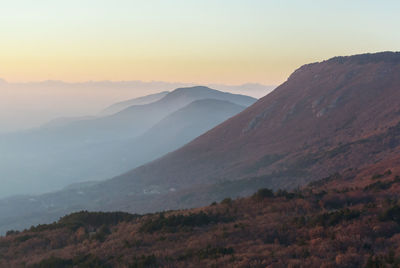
{"left": 1, "top": 52, "right": 399, "bottom": 234}
{"left": 100, "top": 91, "right": 169, "bottom": 115}
{"left": 112, "top": 52, "right": 400, "bottom": 190}
{"left": 0, "top": 86, "right": 256, "bottom": 197}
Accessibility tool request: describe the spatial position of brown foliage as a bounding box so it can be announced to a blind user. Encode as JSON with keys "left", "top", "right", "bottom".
{"left": 2, "top": 170, "right": 400, "bottom": 267}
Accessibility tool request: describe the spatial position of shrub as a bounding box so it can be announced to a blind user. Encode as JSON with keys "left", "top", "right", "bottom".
{"left": 308, "top": 173, "right": 342, "bottom": 187}
{"left": 58, "top": 211, "right": 138, "bottom": 230}
{"left": 139, "top": 211, "right": 233, "bottom": 233}
{"left": 369, "top": 169, "right": 393, "bottom": 180}
{"left": 364, "top": 181, "right": 392, "bottom": 192}
{"left": 297, "top": 209, "right": 361, "bottom": 227}
{"left": 32, "top": 254, "right": 110, "bottom": 268}
{"left": 371, "top": 174, "right": 384, "bottom": 180}
{"left": 15, "top": 234, "right": 35, "bottom": 243}
{"left": 179, "top": 245, "right": 234, "bottom": 260}
{"left": 366, "top": 252, "right": 400, "bottom": 268}
{"left": 221, "top": 198, "right": 232, "bottom": 206}
{"left": 29, "top": 211, "right": 139, "bottom": 232}
{"left": 316, "top": 209, "right": 360, "bottom": 227}
{"left": 379, "top": 205, "right": 400, "bottom": 224}
{"left": 275, "top": 189, "right": 303, "bottom": 199}
{"left": 92, "top": 225, "right": 111, "bottom": 242}
{"left": 32, "top": 256, "right": 73, "bottom": 268}
{"left": 129, "top": 254, "right": 157, "bottom": 268}
{"left": 5, "top": 230, "right": 20, "bottom": 236}
{"left": 252, "top": 188, "right": 274, "bottom": 200}
{"left": 385, "top": 170, "right": 393, "bottom": 176}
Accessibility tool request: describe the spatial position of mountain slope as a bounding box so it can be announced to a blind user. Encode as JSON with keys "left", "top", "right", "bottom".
{"left": 112, "top": 52, "right": 400, "bottom": 191}
{"left": 1, "top": 52, "right": 399, "bottom": 233}
{"left": 60, "top": 99, "right": 247, "bottom": 183}
{"left": 114, "top": 99, "right": 246, "bottom": 171}
{"left": 3, "top": 161, "right": 400, "bottom": 267}
{"left": 0, "top": 100, "right": 247, "bottom": 233}
{"left": 46, "top": 51, "right": 400, "bottom": 214}
{"left": 0, "top": 86, "right": 256, "bottom": 196}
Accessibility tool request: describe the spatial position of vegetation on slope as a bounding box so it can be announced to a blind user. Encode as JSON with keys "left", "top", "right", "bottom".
{"left": 2, "top": 168, "right": 400, "bottom": 267}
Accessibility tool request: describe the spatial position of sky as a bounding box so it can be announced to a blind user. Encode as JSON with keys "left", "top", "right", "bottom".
{"left": 0, "top": 0, "right": 399, "bottom": 85}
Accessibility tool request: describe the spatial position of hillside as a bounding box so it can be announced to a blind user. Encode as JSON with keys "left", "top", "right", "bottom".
{"left": 1, "top": 52, "right": 399, "bottom": 235}
{"left": 119, "top": 52, "right": 400, "bottom": 186}
{"left": 22, "top": 51, "right": 398, "bottom": 219}
{"left": 116, "top": 99, "right": 246, "bottom": 170}
{"left": 0, "top": 101, "right": 248, "bottom": 234}
{"left": 61, "top": 99, "right": 247, "bottom": 183}
{"left": 0, "top": 87, "right": 256, "bottom": 196}
{"left": 2, "top": 161, "right": 400, "bottom": 267}
{"left": 101, "top": 52, "right": 400, "bottom": 199}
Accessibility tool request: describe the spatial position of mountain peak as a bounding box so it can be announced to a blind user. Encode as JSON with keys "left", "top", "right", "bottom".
{"left": 326, "top": 51, "right": 400, "bottom": 65}
{"left": 288, "top": 51, "right": 400, "bottom": 83}
{"left": 169, "top": 86, "right": 217, "bottom": 95}
{"left": 158, "top": 86, "right": 257, "bottom": 108}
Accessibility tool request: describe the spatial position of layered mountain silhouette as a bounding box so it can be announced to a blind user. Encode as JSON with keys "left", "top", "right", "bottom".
{"left": 114, "top": 52, "right": 400, "bottom": 188}
{"left": 40, "top": 92, "right": 170, "bottom": 128}
{"left": 100, "top": 91, "right": 169, "bottom": 115}
{"left": 112, "top": 99, "right": 247, "bottom": 171}
{"left": 97, "top": 52, "right": 400, "bottom": 199}
{"left": 9, "top": 86, "right": 254, "bottom": 145}
{"left": 0, "top": 87, "right": 255, "bottom": 197}
{"left": 1, "top": 52, "right": 399, "bottom": 233}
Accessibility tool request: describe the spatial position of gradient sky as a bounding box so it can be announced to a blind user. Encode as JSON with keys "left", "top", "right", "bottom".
{"left": 0, "top": 0, "right": 399, "bottom": 85}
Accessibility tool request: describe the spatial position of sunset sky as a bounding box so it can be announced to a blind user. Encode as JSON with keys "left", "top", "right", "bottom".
{"left": 1, "top": 0, "right": 399, "bottom": 85}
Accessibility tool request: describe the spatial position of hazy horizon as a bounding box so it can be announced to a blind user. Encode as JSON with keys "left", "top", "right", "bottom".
{"left": 1, "top": 1, "right": 398, "bottom": 85}
{"left": 1, "top": 2, "right": 400, "bottom": 265}
{"left": 0, "top": 80, "right": 274, "bottom": 133}
{"left": 1, "top": 1, "right": 398, "bottom": 133}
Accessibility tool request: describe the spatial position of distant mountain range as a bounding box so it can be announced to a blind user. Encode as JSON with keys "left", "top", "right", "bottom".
{"left": 100, "top": 91, "right": 169, "bottom": 115}
{"left": 98, "top": 83, "right": 273, "bottom": 115}
{"left": 112, "top": 98, "right": 247, "bottom": 172}
{"left": 0, "top": 86, "right": 256, "bottom": 197}
{"left": 1, "top": 52, "right": 399, "bottom": 234}
{"left": 40, "top": 91, "right": 171, "bottom": 128}
{"left": 0, "top": 80, "right": 274, "bottom": 133}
